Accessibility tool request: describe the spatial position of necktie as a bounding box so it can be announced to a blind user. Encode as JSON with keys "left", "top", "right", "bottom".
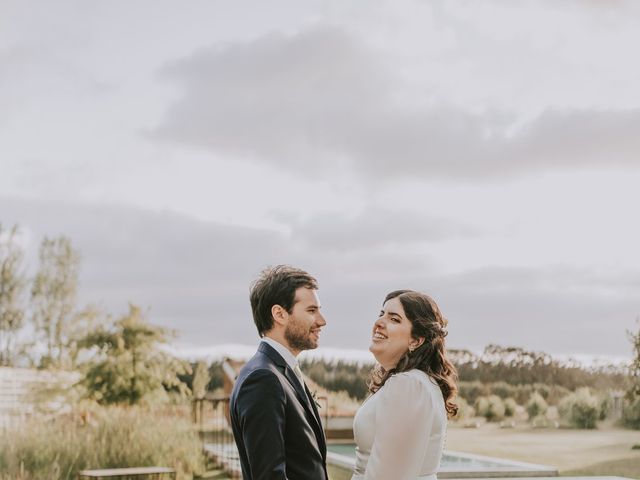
{"left": 293, "top": 363, "right": 305, "bottom": 388}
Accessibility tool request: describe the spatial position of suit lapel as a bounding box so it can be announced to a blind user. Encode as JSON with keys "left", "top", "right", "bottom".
{"left": 281, "top": 362, "right": 326, "bottom": 450}
{"left": 283, "top": 364, "right": 314, "bottom": 409}
{"left": 259, "top": 342, "right": 326, "bottom": 454}
{"left": 259, "top": 343, "right": 310, "bottom": 409}
{"left": 304, "top": 382, "right": 322, "bottom": 424}
{"left": 304, "top": 382, "right": 327, "bottom": 454}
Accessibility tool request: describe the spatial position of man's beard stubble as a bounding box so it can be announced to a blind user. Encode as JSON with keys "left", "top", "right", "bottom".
{"left": 284, "top": 320, "right": 317, "bottom": 351}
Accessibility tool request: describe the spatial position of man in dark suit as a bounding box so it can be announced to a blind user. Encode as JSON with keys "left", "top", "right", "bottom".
{"left": 230, "top": 265, "right": 328, "bottom": 480}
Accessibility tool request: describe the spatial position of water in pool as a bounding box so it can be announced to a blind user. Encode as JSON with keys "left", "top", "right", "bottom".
{"left": 327, "top": 444, "right": 506, "bottom": 468}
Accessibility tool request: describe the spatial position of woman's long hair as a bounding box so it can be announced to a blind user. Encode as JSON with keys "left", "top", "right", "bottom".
{"left": 368, "top": 289, "right": 458, "bottom": 418}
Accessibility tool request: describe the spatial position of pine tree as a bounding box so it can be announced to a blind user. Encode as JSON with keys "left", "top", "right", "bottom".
{"left": 79, "top": 304, "right": 191, "bottom": 405}
{"left": 30, "top": 236, "right": 93, "bottom": 369}
{"left": 0, "top": 224, "right": 26, "bottom": 366}
{"left": 628, "top": 318, "right": 640, "bottom": 400}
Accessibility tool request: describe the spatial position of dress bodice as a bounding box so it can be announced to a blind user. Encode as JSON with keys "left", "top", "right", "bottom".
{"left": 351, "top": 369, "right": 447, "bottom": 480}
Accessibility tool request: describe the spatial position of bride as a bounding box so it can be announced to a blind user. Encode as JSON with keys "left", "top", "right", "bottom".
{"left": 352, "top": 290, "right": 458, "bottom": 480}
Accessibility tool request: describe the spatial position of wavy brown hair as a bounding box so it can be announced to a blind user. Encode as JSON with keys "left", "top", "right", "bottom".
{"left": 368, "top": 289, "right": 458, "bottom": 418}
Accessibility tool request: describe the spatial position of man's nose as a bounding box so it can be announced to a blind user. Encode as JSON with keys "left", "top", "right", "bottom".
{"left": 318, "top": 313, "right": 327, "bottom": 326}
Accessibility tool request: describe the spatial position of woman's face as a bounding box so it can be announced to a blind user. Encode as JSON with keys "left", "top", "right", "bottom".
{"left": 369, "top": 297, "right": 417, "bottom": 370}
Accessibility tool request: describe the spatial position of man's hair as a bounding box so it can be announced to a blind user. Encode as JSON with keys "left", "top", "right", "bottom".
{"left": 250, "top": 265, "right": 318, "bottom": 337}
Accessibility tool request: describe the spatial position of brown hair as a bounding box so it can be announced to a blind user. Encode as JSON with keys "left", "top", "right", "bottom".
{"left": 250, "top": 265, "right": 318, "bottom": 337}
{"left": 369, "top": 289, "right": 458, "bottom": 418}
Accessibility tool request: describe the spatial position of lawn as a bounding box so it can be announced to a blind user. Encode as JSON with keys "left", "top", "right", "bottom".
{"left": 445, "top": 422, "right": 640, "bottom": 479}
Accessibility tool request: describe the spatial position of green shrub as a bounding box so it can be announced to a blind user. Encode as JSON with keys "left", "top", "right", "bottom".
{"left": 513, "top": 384, "right": 533, "bottom": 405}
{"left": 546, "top": 385, "right": 571, "bottom": 406}
{"left": 474, "top": 396, "right": 489, "bottom": 418}
{"left": 532, "top": 383, "right": 551, "bottom": 401}
{"left": 490, "top": 381, "right": 515, "bottom": 399}
{"left": 475, "top": 395, "right": 505, "bottom": 421}
{"left": 459, "top": 381, "right": 489, "bottom": 404}
{"left": 526, "top": 392, "right": 548, "bottom": 419}
{"left": 504, "top": 397, "right": 518, "bottom": 417}
{"left": 558, "top": 387, "right": 599, "bottom": 429}
{"left": 598, "top": 394, "right": 612, "bottom": 421}
{"left": 453, "top": 397, "right": 476, "bottom": 421}
{"left": 622, "top": 397, "right": 640, "bottom": 430}
{"left": 0, "top": 404, "right": 205, "bottom": 480}
{"left": 487, "top": 395, "right": 506, "bottom": 421}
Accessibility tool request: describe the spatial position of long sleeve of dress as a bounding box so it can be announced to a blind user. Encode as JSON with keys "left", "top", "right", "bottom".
{"left": 363, "top": 373, "right": 436, "bottom": 480}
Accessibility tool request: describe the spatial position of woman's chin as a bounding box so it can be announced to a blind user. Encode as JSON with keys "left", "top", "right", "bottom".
{"left": 369, "top": 344, "right": 382, "bottom": 361}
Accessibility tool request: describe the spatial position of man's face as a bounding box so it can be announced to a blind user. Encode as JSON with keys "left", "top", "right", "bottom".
{"left": 284, "top": 287, "right": 326, "bottom": 354}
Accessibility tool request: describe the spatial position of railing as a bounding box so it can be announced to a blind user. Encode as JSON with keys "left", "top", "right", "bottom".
{"left": 193, "top": 396, "right": 241, "bottom": 478}
{"left": 192, "top": 393, "right": 329, "bottom": 478}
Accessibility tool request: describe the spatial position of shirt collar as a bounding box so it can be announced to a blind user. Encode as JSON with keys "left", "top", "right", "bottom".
{"left": 261, "top": 337, "right": 299, "bottom": 371}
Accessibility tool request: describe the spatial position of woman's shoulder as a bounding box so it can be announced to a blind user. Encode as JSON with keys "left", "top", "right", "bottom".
{"left": 386, "top": 369, "right": 425, "bottom": 385}
{"left": 380, "top": 370, "right": 444, "bottom": 409}
{"left": 389, "top": 369, "right": 441, "bottom": 392}
{"left": 396, "top": 368, "right": 432, "bottom": 381}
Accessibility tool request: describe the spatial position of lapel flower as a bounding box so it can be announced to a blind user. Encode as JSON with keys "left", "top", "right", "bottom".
{"left": 311, "top": 389, "right": 322, "bottom": 409}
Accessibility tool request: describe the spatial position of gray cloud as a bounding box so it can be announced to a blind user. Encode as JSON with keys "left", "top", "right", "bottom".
{"left": 298, "top": 264, "right": 640, "bottom": 357}
{"left": 284, "top": 206, "right": 479, "bottom": 251}
{"left": 150, "top": 26, "right": 389, "bottom": 171}
{"left": 2, "top": 196, "right": 638, "bottom": 357}
{"left": 432, "top": 266, "right": 640, "bottom": 355}
{"left": 150, "top": 26, "right": 640, "bottom": 181}
{"left": 0, "top": 197, "right": 290, "bottom": 343}
{"left": 0, "top": 44, "right": 109, "bottom": 123}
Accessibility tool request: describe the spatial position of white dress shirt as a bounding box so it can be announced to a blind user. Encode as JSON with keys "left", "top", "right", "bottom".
{"left": 261, "top": 337, "right": 305, "bottom": 387}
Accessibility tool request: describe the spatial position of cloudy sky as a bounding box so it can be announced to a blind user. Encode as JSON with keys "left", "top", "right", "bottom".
{"left": 2, "top": 0, "right": 639, "bottom": 361}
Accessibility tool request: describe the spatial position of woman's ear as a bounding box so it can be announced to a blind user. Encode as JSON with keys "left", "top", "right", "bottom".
{"left": 409, "top": 336, "right": 425, "bottom": 351}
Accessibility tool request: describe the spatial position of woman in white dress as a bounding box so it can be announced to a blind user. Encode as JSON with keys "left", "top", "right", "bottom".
{"left": 352, "top": 290, "right": 458, "bottom": 480}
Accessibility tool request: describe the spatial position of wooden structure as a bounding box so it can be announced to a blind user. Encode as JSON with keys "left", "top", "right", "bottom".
{"left": 77, "top": 466, "right": 176, "bottom": 479}
{"left": 0, "top": 366, "right": 79, "bottom": 427}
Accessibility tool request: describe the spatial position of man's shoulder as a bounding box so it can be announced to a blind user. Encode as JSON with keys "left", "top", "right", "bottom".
{"left": 231, "top": 365, "right": 287, "bottom": 409}
{"left": 239, "top": 358, "right": 279, "bottom": 380}
{"left": 234, "top": 348, "right": 283, "bottom": 390}
{"left": 242, "top": 344, "right": 278, "bottom": 370}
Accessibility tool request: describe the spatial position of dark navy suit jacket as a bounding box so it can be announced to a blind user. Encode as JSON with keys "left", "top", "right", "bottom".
{"left": 230, "top": 342, "right": 328, "bottom": 480}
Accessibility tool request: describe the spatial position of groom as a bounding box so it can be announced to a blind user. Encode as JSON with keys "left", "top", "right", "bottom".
{"left": 230, "top": 265, "right": 328, "bottom": 480}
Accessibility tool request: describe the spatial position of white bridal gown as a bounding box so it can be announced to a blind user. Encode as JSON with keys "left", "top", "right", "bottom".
{"left": 351, "top": 369, "right": 447, "bottom": 480}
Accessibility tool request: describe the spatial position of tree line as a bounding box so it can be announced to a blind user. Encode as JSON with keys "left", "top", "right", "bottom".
{"left": 0, "top": 224, "right": 94, "bottom": 369}
{"left": 0, "top": 223, "right": 190, "bottom": 405}
{"left": 452, "top": 344, "right": 627, "bottom": 391}
{"left": 295, "top": 344, "right": 629, "bottom": 402}
{"left": 3, "top": 221, "right": 639, "bottom": 420}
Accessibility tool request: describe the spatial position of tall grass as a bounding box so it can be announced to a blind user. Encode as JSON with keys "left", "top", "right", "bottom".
{"left": 0, "top": 405, "right": 205, "bottom": 480}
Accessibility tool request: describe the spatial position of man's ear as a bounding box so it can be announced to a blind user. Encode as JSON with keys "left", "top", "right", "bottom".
{"left": 271, "top": 304, "right": 288, "bottom": 327}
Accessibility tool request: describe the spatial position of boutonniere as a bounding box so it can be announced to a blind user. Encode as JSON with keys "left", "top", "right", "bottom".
{"left": 311, "top": 390, "right": 321, "bottom": 409}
